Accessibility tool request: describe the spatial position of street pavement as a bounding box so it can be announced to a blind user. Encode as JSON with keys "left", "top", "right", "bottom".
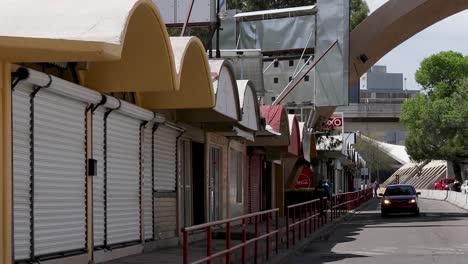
{"left": 287, "top": 197, "right": 468, "bottom": 264}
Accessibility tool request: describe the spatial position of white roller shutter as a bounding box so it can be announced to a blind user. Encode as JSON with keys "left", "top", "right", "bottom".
{"left": 33, "top": 90, "right": 87, "bottom": 256}
{"left": 143, "top": 123, "right": 154, "bottom": 240}
{"left": 92, "top": 108, "right": 105, "bottom": 247}
{"left": 154, "top": 125, "right": 178, "bottom": 191}
{"left": 12, "top": 82, "right": 33, "bottom": 261}
{"left": 106, "top": 112, "right": 141, "bottom": 245}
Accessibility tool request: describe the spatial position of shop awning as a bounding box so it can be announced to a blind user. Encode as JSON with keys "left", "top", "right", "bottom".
{"left": 287, "top": 114, "right": 301, "bottom": 157}
{"left": 0, "top": 0, "right": 177, "bottom": 93}
{"left": 140, "top": 37, "right": 215, "bottom": 109}
{"left": 249, "top": 105, "right": 289, "bottom": 147}
{"left": 236, "top": 80, "right": 261, "bottom": 131}
{"left": 178, "top": 60, "right": 241, "bottom": 123}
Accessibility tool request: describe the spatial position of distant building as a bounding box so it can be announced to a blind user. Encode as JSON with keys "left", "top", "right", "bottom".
{"left": 337, "top": 65, "right": 420, "bottom": 145}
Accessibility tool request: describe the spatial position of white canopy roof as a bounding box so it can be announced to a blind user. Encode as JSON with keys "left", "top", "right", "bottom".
{"left": 360, "top": 135, "right": 411, "bottom": 165}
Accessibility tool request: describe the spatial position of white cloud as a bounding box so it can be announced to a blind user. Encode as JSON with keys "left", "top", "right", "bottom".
{"left": 362, "top": 1, "right": 468, "bottom": 90}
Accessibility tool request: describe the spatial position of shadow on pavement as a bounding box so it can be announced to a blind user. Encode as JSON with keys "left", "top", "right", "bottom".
{"left": 286, "top": 197, "right": 468, "bottom": 264}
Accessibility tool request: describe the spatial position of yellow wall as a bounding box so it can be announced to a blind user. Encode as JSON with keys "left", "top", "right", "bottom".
{"left": 0, "top": 62, "right": 12, "bottom": 264}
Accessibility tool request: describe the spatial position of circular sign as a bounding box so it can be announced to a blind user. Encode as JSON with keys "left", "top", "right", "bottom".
{"left": 295, "top": 173, "right": 311, "bottom": 189}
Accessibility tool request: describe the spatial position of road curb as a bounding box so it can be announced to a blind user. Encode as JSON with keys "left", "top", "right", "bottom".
{"left": 274, "top": 199, "right": 374, "bottom": 264}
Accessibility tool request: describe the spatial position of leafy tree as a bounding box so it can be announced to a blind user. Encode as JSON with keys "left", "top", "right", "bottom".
{"left": 350, "top": 0, "right": 369, "bottom": 30}
{"left": 415, "top": 51, "right": 468, "bottom": 97}
{"left": 402, "top": 51, "right": 468, "bottom": 179}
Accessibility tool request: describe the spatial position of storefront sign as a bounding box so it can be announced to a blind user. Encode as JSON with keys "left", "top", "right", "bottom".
{"left": 295, "top": 167, "right": 313, "bottom": 189}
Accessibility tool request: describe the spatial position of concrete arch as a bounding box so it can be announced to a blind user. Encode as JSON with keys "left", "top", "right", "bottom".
{"left": 140, "top": 37, "right": 215, "bottom": 109}
{"left": 0, "top": 0, "right": 177, "bottom": 93}
{"left": 236, "top": 80, "right": 261, "bottom": 132}
{"left": 350, "top": 0, "right": 468, "bottom": 84}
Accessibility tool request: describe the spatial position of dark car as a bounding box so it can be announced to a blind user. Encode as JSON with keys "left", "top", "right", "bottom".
{"left": 379, "top": 184, "right": 421, "bottom": 217}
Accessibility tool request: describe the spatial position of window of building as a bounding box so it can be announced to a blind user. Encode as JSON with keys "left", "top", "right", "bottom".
{"left": 274, "top": 77, "right": 279, "bottom": 84}
{"left": 304, "top": 58, "right": 310, "bottom": 65}
{"left": 289, "top": 60, "right": 294, "bottom": 67}
{"left": 274, "top": 61, "right": 279, "bottom": 68}
{"left": 289, "top": 76, "right": 292, "bottom": 82}
{"left": 305, "top": 75, "right": 310, "bottom": 82}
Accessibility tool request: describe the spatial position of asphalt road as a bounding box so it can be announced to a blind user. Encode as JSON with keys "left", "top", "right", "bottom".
{"left": 287, "top": 198, "right": 468, "bottom": 264}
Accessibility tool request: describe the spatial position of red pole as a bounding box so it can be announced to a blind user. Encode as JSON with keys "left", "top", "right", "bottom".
{"left": 254, "top": 215, "right": 259, "bottom": 264}
{"left": 242, "top": 218, "right": 246, "bottom": 264}
{"left": 298, "top": 206, "right": 302, "bottom": 241}
{"left": 183, "top": 229, "right": 188, "bottom": 264}
{"left": 225, "top": 222, "right": 231, "bottom": 264}
{"left": 266, "top": 212, "right": 270, "bottom": 260}
{"left": 275, "top": 211, "right": 279, "bottom": 255}
{"left": 286, "top": 207, "right": 290, "bottom": 249}
{"left": 207, "top": 226, "right": 212, "bottom": 264}
{"left": 293, "top": 207, "right": 296, "bottom": 245}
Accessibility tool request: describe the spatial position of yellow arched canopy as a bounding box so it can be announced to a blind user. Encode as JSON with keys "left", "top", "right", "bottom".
{"left": 0, "top": 0, "right": 177, "bottom": 93}
{"left": 140, "top": 37, "right": 215, "bottom": 109}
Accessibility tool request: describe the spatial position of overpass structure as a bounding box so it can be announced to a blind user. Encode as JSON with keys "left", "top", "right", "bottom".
{"left": 350, "top": 0, "right": 468, "bottom": 84}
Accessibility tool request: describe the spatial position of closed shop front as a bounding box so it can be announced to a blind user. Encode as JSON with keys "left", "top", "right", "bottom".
{"left": 12, "top": 68, "right": 102, "bottom": 261}
{"left": 228, "top": 140, "right": 246, "bottom": 218}
{"left": 248, "top": 150, "right": 263, "bottom": 214}
{"left": 154, "top": 124, "right": 181, "bottom": 240}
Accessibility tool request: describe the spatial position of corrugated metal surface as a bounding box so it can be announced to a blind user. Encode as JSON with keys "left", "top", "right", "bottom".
{"left": 248, "top": 153, "right": 262, "bottom": 213}
{"left": 12, "top": 82, "right": 33, "bottom": 261}
{"left": 143, "top": 123, "right": 154, "bottom": 240}
{"left": 106, "top": 112, "right": 141, "bottom": 244}
{"left": 154, "top": 125, "right": 178, "bottom": 191}
{"left": 92, "top": 108, "right": 105, "bottom": 247}
{"left": 33, "top": 90, "right": 87, "bottom": 256}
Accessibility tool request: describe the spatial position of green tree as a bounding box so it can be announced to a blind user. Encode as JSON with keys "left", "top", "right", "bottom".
{"left": 401, "top": 51, "right": 468, "bottom": 179}
{"left": 350, "top": 0, "right": 369, "bottom": 30}
{"left": 415, "top": 51, "right": 468, "bottom": 97}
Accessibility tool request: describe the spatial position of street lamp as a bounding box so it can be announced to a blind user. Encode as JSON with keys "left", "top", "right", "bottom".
{"left": 404, "top": 77, "right": 408, "bottom": 98}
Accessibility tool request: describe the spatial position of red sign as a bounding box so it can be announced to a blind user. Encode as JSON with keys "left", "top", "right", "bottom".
{"left": 295, "top": 167, "right": 313, "bottom": 189}
{"left": 325, "top": 117, "right": 343, "bottom": 129}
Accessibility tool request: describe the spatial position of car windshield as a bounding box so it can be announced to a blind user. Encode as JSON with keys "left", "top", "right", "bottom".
{"left": 385, "top": 186, "right": 415, "bottom": 196}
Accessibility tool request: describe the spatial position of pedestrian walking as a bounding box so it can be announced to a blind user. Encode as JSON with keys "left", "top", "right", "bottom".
{"left": 372, "top": 180, "right": 380, "bottom": 197}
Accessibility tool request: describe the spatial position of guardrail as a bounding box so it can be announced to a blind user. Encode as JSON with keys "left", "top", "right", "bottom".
{"left": 182, "top": 189, "right": 373, "bottom": 264}
{"left": 181, "top": 208, "right": 279, "bottom": 264}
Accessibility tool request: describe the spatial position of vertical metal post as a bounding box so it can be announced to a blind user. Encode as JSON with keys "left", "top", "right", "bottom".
{"left": 275, "top": 211, "right": 279, "bottom": 255}
{"left": 292, "top": 208, "right": 296, "bottom": 245}
{"left": 207, "top": 226, "right": 212, "bottom": 264}
{"left": 309, "top": 203, "right": 312, "bottom": 235}
{"left": 242, "top": 218, "right": 247, "bottom": 264}
{"left": 225, "top": 222, "right": 231, "bottom": 264}
{"left": 298, "top": 207, "right": 302, "bottom": 241}
{"left": 286, "top": 207, "right": 290, "bottom": 249}
{"left": 266, "top": 212, "right": 270, "bottom": 260}
{"left": 254, "top": 215, "right": 259, "bottom": 264}
{"left": 183, "top": 229, "right": 188, "bottom": 264}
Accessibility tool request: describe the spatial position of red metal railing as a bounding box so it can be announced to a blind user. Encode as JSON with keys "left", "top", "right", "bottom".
{"left": 182, "top": 189, "right": 373, "bottom": 264}
{"left": 286, "top": 189, "right": 373, "bottom": 247}
{"left": 181, "top": 208, "right": 279, "bottom": 264}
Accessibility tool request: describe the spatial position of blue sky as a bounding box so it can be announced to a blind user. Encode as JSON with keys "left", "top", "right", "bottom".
{"left": 366, "top": 0, "right": 468, "bottom": 90}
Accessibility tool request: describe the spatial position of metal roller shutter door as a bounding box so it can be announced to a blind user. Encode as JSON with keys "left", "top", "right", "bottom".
{"left": 154, "top": 126, "right": 178, "bottom": 191}
{"left": 106, "top": 112, "right": 141, "bottom": 245}
{"left": 143, "top": 123, "right": 154, "bottom": 240}
{"left": 93, "top": 108, "right": 105, "bottom": 247}
{"left": 33, "top": 90, "right": 87, "bottom": 256}
{"left": 12, "top": 82, "right": 33, "bottom": 261}
{"left": 249, "top": 154, "right": 262, "bottom": 213}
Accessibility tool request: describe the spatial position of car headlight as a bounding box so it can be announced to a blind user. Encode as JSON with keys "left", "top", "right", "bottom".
{"left": 383, "top": 199, "right": 391, "bottom": 205}
{"left": 409, "top": 199, "right": 416, "bottom": 203}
